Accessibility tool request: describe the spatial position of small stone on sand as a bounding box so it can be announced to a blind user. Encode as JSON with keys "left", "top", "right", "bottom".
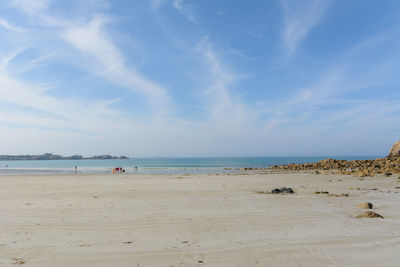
{"left": 271, "top": 187, "right": 294, "bottom": 194}
{"left": 357, "top": 202, "right": 373, "bottom": 209}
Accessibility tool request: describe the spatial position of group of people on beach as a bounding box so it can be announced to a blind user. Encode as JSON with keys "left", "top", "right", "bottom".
{"left": 73, "top": 165, "right": 136, "bottom": 174}
{"left": 113, "top": 166, "right": 125, "bottom": 174}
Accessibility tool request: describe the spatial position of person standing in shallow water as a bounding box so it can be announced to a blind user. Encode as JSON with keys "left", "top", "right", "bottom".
{"left": 75, "top": 166, "right": 77, "bottom": 174}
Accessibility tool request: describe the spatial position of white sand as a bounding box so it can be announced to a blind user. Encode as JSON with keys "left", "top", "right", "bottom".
{"left": 0, "top": 172, "right": 399, "bottom": 266}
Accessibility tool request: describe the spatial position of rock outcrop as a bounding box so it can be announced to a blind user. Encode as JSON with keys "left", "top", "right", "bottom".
{"left": 269, "top": 157, "right": 400, "bottom": 175}
{"left": 388, "top": 140, "right": 400, "bottom": 158}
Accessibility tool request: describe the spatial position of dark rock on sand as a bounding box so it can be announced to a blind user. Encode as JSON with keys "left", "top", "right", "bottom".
{"left": 357, "top": 202, "right": 373, "bottom": 209}
{"left": 356, "top": 211, "right": 384, "bottom": 218}
{"left": 271, "top": 187, "right": 294, "bottom": 194}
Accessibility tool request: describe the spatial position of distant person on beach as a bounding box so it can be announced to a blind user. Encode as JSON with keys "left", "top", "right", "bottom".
{"left": 75, "top": 166, "right": 77, "bottom": 174}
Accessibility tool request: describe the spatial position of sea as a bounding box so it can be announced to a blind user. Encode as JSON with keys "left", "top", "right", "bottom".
{"left": 0, "top": 156, "right": 381, "bottom": 175}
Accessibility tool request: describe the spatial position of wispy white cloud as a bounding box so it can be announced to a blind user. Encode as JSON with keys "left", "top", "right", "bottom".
{"left": 10, "top": 0, "right": 70, "bottom": 27}
{"left": 0, "top": 2, "right": 183, "bottom": 155}
{"left": 0, "top": 17, "right": 25, "bottom": 32}
{"left": 257, "top": 24, "right": 400, "bottom": 144}
{"left": 62, "top": 16, "right": 171, "bottom": 116}
{"left": 10, "top": 0, "right": 109, "bottom": 27}
{"left": 281, "top": 0, "right": 331, "bottom": 58}
{"left": 0, "top": 49, "right": 121, "bottom": 130}
{"left": 195, "top": 37, "right": 252, "bottom": 126}
{"left": 10, "top": 0, "right": 51, "bottom": 15}
{"left": 173, "top": 0, "right": 195, "bottom": 23}
{"left": 150, "top": 0, "right": 196, "bottom": 23}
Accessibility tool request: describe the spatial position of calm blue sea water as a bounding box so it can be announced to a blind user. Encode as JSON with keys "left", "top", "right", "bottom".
{"left": 0, "top": 156, "right": 381, "bottom": 175}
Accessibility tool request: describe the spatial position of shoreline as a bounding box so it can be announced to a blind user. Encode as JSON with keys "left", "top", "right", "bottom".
{"left": 0, "top": 156, "right": 383, "bottom": 176}
{"left": 0, "top": 167, "right": 245, "bottom": 176}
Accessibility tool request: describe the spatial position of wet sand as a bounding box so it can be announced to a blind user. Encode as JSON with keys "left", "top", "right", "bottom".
{"left": 0, "top": 172, "right": 399, "bottom": 266}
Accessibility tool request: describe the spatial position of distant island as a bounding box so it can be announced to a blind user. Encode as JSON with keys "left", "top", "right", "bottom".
{"left": 0, "top": 153, "right": 129, "bottom": 161}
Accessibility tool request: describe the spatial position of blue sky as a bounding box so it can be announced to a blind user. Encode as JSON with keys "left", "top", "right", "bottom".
{"left": 0, "top": 0, "right": 399, "bottom": 157}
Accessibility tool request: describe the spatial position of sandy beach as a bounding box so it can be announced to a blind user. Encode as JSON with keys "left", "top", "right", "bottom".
{"left": 0, "top": 172, "right": 399, "bottom": 266}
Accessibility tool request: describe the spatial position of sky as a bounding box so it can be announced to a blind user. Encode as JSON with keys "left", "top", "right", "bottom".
{"left": 0, "top": 0, "right": 399, "bottom": 157}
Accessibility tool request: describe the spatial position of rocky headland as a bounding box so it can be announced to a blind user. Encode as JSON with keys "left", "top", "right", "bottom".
{"left": 268, "top": 140, "right": 400, "bottom": 177}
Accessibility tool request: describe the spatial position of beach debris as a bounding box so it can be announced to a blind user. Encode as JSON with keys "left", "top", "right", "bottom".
{"left": 123, "top": 241, "right": 133, "bottom": 244}
{"left": 11, "top": 258, "right": 25, "bottom": 265}
{"left": 357, "top": 202, "right": 373, "bottom": 209}
{"left": 326, "top": 193, "right": 349, "bottom": 197}
{"left": 314, "top": 191, "right": 329, "bottom": 194}
{"left": 271, "top": 187, "right": 294, "bottom": 194}
{"left": 198, "top": 260, "right": 204, "bottom": 263}
{"left": 356, "top": 211, "right": 384, "bottom": 219}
